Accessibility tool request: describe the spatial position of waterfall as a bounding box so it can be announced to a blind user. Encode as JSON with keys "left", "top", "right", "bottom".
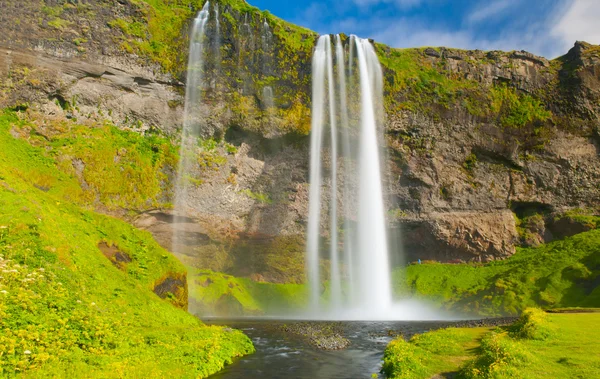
{"left": 261, "top": 19, "right": 273, "bottom": 51}
{"left": 172, "top": 2, "right": 211, "bottom": 313}
{"left": 214, "top": 3, "right": 221, "bottom": 71}
{"left": 306, "top": 34, "right": 392, "bottom": 318}
{"left": 306, "top": 36, "right": 328, "bottom": 311}
{"left": 261, "top": 19, "right": 274, "bottom": 112}
{"left": 262, "top": 86, "right": 274, "bottom": 109}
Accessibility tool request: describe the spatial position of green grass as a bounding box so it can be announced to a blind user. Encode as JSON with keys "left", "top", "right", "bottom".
{"left": 189, "top": 269, "right": 307, "bottom": 315}
{"left": 384, "top": 311, "right": 600, "bottom": 379}
{"left": 383, "top": 327, "right": 492, "bottom": 379}
{"left": 516, "top": 313, "right": 600, "bottom": 378}
{"left": 0, "top": 110, "right": 254, "bottom": 376}
{"left": 394, "top": 229, "right": 600, "bottom": 316}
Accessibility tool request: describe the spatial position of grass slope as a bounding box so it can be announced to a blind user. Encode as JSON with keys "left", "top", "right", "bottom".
{"left": 0, "top": 110, "right": 253, "bottom": 377}
{"left": 394, "top": 229, "right": 600, "bottom": 316}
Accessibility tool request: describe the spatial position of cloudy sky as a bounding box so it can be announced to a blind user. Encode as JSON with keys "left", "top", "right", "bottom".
{"left": 250, "top": 0, "right": 600, "bottom": 58}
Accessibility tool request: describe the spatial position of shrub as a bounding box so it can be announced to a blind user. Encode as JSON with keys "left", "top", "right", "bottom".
{"left": 460, "top": 331, "right": 531, "bottom": 378}
{"left": 382, "top": 337, "right": 429, "bottom": 379}
{"left": 510, "top": 308, "right": 555, "bottom": 340}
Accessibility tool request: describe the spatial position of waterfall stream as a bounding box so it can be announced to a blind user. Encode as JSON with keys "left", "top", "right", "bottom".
{"left": 306, "top": 34, "right": 393, "bottom": 319}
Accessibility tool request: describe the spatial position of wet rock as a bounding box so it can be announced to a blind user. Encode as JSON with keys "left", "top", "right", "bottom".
{"left": 280, "top": 322, "right": 350, "bottom": 350}
{"left": 153, "top": 273, "right": 188, "bottom": 310}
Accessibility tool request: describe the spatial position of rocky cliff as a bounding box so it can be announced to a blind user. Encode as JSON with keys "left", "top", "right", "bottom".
{"left": 1, "top": 0, "right": 599, "bottom": 282}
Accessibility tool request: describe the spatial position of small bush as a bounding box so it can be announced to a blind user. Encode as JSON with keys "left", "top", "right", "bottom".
{"left": 382, "top": 337, "right": 429, "bottom": 379}
{"left": 460, "top": 331, "right": 531, "bottom": 378}
{"left": 510, "top": 308, "right": 555, "bottom": 340}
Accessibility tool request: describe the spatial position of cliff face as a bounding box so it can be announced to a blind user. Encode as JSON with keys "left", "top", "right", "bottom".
{"left": 1, "top": 0, "right": 599, "bottom": 280}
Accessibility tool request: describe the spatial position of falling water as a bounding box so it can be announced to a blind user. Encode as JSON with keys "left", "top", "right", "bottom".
{"left": 172, "top": 2, "right": 210, "bottom": 294}
{"left": 354, "top": 38, "right": 391, "bottom": 310}
{"left": 261, "top": 19, "right": 273, "bottom": 50}
{"left": 262, "top": 86, "right": 274, "bottom": 109}
{"left": 214, "top": 3, "right": 221, "bottom": 69}
{"left": 306, "top": 36, "right": 328, "bottom": 311}
{"left": 307, "top": 34, "right": 393, "bottom": 318}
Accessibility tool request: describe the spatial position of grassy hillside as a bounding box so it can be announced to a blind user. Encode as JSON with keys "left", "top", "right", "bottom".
{"left": 394, "top": 228, "right": 600, "bottom": 316}
{"left": 0, "top": 109, "right": 253, "bottom": 377}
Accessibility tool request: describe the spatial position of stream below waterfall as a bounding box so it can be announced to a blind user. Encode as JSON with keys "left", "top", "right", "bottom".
{"left": 205, "top": 318, "right": 514, "bottom": 379}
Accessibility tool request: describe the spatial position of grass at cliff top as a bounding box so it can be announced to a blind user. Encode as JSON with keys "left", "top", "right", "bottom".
{"left": 394, "top": 228, "right": 600, "bottom": 317}
{"left": 383, "top": 312, "right": 600, "bottom": 379}
{"left": 0, "top": 110, "right": 253, "bottom": 376}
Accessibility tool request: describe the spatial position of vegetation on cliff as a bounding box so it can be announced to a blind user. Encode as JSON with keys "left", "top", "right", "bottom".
{"left": 0, "top": 110, "right": 253, "bottom": 376}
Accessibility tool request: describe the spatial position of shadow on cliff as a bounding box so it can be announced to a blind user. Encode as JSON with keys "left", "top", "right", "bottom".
{"left": 224, "top": 124, "right": 310, "bottom": 283}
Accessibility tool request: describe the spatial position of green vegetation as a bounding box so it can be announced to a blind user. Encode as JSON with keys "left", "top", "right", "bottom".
{"left": 0, "top": 110, "right": 253, "bottom": 376}
{"left": 384, "top": 311, "right": 600, "bottom": 379}
{"left": 489, "top": 84, "right": 552, "bottom": 129}
{"left": 460, "top": 330, "right": 532, "bottom": 378}
{"left": 383, "top": 327, "right": 491, "bottom": 378}
{"left": 462, "top": 153, "right": 478, "bottom": 174}
{"left": 509, "top": 308, "right": 555, "bottom": 340}
{"left": 109, "top": 0, "right": 205, "bottom": 74}
{"left": 241, "top": 189, "right": 272, "bottom": 204}
{"left": 3, "top": 111, "right": 177, "bottom": 211}
{"left": 394, "top": 229, "right": 600, "bottom": 316}
{"left": 556, "top": 208, "right": 600, "bottom": 229}
{"left": 376, "top": 46, "right": 554, "bottom": 140}
{"left": 189, "top": 270, "right": 307, "bottom": 315}
{"left": 376, "top": 46, "right": 480, "bottom": 115}
{"left": 107, "top": 0, "right": 314, "bottom": 136}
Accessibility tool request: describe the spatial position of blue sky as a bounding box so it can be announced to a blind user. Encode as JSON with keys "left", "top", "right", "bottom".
{"left": 250, "top": 0, "right": 600, "bottom": 58}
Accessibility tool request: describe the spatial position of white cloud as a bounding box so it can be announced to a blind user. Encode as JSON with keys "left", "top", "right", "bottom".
{"left": 467, "top": 0, "right": 516, "bottom": 24}
{"left": 552, "top": 0, "right": 600, "bottom": 51}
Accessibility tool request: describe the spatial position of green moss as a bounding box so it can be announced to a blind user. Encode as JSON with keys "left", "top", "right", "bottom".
{"left": 47, "top": 18, "right": 72, "bottom": 31}
{"left": 377, "top": 46, "right": 480, "bottom": 115}
{"left": 510, "top": 308, "right": 556, "bottom": 340}
{"left": 489, "top": 84, "right": 552, "bottom": 129}
{"left": 556, "top": 208, "right": 600, "bottom": 229}
{"left": 462, "top": 153, "right": 478, "bottom": 173}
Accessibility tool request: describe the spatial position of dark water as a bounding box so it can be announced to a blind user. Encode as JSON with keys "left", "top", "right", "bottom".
{"left": 206, "top": 319, "right": 477, "bottom": 379}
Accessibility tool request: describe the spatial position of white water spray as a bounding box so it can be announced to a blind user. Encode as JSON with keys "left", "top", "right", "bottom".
{"left": 307, "top": 34, "right": 393, "bottom": 318}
